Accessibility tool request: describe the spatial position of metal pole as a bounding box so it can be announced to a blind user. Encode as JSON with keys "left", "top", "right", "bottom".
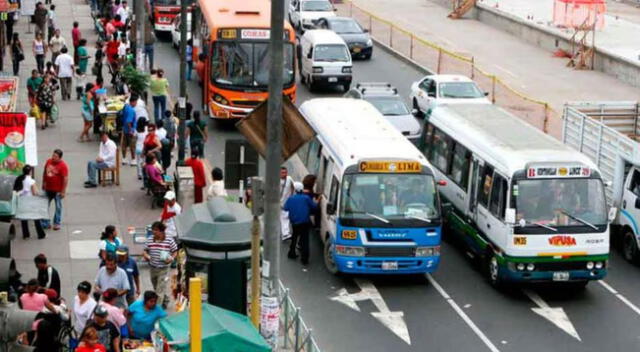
{"left": 189, "top": 278, "right": 202, "bottom": 352}
{"left": 250, "top": 215, "right": 261, "bottom": 327}
{"left": 135, "top": 0, "right": 145, "bottom": 71}
{"left": 177, "top": 0, "right": 188, "bottom": 163}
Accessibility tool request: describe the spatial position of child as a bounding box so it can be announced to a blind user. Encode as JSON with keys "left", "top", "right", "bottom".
{"left": 74, "top": 68, "right": 87, "bottom": 100}
{"left": 26, "top": 70, "right": 43, "bottom": 107}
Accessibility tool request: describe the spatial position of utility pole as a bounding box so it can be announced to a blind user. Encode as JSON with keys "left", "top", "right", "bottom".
{"left": 263, "top": 0, "right": 285, "bottom": 303}
{"left": 177, "top": 0, "right": 188, "bottom": 163}
{"left": 135, "top": 0, "right": 145, "bottom": 71}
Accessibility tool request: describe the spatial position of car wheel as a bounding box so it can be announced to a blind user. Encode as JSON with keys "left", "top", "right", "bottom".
{"left": 364, "top": 52, "right": 372, "bottom": 60}
{"left": 342, "top": 82, "right": 351, "bottom": 92}
{"left": 324, "top": 237, "right": 339, "bottom": 275}
{"left": 623, "top": 230, "right": 639, "bottom": 264}
{"left": 308, "top": 75, "right": 316, "bottom": 92}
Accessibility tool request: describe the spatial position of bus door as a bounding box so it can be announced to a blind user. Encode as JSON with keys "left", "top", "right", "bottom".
{"left": 467, "top": 157, "right": 482, "bottom": 222}
{"left": 317, "top": 156, "right": 332, "bottom": 240}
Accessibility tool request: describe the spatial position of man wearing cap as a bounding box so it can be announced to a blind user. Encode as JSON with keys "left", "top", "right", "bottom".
{"left": 116, "top": 246, "right": 140, "bottom": 305}
{"left": 284, "top": 182, "right": 318, "bottom": 265}
{"left": 82, "top": 304, "right": 121, "bottom": 352}
{"left": 94, "top": 253, "right": 130, "bottom": 309}
{"left": 160, "top": 191, "right": 181, "bottom": 238}
{"left": 142, "top": 221, "right": 178, "bottom": 309}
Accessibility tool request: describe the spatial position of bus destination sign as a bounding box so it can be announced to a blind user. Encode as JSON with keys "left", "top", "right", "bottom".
{"left": 241, "top": 29, "right": 270, "bottom": 39}
{"left": 359, "top": 161, "right": 422, "bottom": 173}
{"left": 527, "top": 165, "right": 591, "bottom": 179}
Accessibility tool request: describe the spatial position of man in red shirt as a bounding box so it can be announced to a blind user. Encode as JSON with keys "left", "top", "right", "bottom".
{"left": 71, "top": 21, "right": 82, "bottom": 63}
{"left": 184, "top": 148, "right": 206, "bottom": 203}
{"left": 41, "top": 149, "right": 69, "bottom": 230}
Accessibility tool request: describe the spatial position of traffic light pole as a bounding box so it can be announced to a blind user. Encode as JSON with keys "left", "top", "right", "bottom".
{"left": 177, "top": 0, "right": 188, "bottom": 163}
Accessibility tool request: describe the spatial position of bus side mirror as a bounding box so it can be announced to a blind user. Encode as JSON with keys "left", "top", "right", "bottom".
{"left": 609, "top": 207, "right": 618, "bottom": 222}
{"left": 326, "top": 202, "right": 336, "bottom": 215}
{"left": 484, "top": 92, "right": 490, "bottom": 97}
{"left": 505, "top": 208, "right": 516, "bottom": 224}
{"left": 635, "top": 198, "right": 640, "bottom": 209}
{"left": 307, "top": 50, "right": 313, "bottom": 59}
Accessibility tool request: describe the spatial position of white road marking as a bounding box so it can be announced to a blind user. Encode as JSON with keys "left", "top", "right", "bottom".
{"left": 598, "top": 280, "right": 640, "bottom": 316}
{"left": 522, "top": 289, "right": 581, "bottom": 341}
{"left": 426, "top": 274, "right": 501, "bottom": 352}
{"left": 494, "top": 65, "right": 517, "bottom": 78}
{"left": 329, "top": 279, "right": 411, "bottom": 345}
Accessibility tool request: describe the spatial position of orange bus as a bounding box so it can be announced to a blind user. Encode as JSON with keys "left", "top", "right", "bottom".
{"left": 193, "top": 0, "right": 296, "bottom": 119}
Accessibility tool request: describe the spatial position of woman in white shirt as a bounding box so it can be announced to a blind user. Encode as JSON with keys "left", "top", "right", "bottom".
{"left": 13, "top": 165, "right": 46, "bottom": 239}
{"left": 72, "top": 281, "right": 97, "bottom": 337}
{"left": 135, "top": 117, "right": 148, "bottom": 180}
{"left": 207, "top": 167, "right": 228, "bottom": 199}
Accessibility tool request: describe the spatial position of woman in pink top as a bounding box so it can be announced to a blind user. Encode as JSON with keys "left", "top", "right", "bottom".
{"left": 20, "top": 279, "right": 54, "bottom": 312}
{"left": 99, "top": 288, "right": 127, "bottom": 328}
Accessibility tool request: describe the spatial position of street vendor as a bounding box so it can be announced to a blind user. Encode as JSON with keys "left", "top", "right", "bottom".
{"left": 127, "top": 291, "right": 166, "bottom": 341}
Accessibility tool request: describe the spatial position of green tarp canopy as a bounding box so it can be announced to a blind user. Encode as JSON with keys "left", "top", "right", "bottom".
{"left": 158, "top": 303, "right": 271, "bottom": 352}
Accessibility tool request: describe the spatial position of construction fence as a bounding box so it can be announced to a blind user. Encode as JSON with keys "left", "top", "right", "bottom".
{"left": 336, "top": 1, "right": 562, "bottom": 138}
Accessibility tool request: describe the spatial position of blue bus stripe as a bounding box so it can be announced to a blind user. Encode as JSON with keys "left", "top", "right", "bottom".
{"left": 620, "top": 209, "right": 639, "bottom": 236}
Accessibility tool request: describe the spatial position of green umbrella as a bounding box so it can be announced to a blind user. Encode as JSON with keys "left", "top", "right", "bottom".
{"left": 158, "top": 303, "right": 271, "bottom": 352}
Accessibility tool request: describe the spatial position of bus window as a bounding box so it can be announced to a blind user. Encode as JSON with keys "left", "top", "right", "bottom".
{"left": 297, "top": 141, "right": 310, "bottom": 165}
{"left": 329, "top": 176, "right": 340, "bottom": 207}
{"left": 489, "top": 174, "right": 507, "bottom": 219}
{"left": 319, "top": 157, "right": 330, "bottom": 196}
{"left": 430, "top": 129, "right": 451, "bottom": 173}
{"left": 478, "top": 165, "right": 494, "bottom": 207}
{"left": 422, "top": 123, "right": 435, "bottom": 156}
{"left": 450, "top": 142, "right": 471, "bottom": 189}
{"left": 307, "top": 140, "right": 321, "bottom": 175}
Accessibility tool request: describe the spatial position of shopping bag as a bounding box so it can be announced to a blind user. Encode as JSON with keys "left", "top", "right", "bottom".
{"left": 29, "top": 104, "right": 41, "bottom": 120}
{"left": 50, "top": 104, "right": 59, "bottom": 122}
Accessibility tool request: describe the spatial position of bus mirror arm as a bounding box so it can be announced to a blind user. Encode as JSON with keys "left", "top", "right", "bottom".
{"left": 504, "top": 208, "right": 516, "bottom": 224}
{"left": 326, "top": 202, "right": 336, "bottom": 215}
{"left": 609, "top": 207, "right": 618, "bottom": 222}
{"left": 636, "top": 197, "right": 640, "bottom": 209}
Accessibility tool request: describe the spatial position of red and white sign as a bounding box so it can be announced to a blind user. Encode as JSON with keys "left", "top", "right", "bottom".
{"left": 241, "top": 29, "right": 270, "bottom": 39}
{"left": 548, "top": 235, "right": 577, "bottom": 247}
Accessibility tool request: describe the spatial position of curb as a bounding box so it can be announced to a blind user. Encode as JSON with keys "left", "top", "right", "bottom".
{"left": 370, "top": 37, "right": 434, "bottom": 75}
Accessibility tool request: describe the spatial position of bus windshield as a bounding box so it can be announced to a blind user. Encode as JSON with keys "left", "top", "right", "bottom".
{"left": 340, "top": 173, "right": 439, "bottom": 223}
{"left": 438, "top": 82, "right": 484, "bottom": 99}
{"left": 514, "top": 178, "right": 607, "bottom": 228}
{"left": 211, "top": 41, "right": 295, "bottom": 89}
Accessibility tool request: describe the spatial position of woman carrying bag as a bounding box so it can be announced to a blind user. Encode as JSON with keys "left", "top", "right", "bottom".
{"left": 13, "top": 165, "right": 46, "bottom": 239}
{"left": 10, "top": 32, "right": 24, "bottom": 76}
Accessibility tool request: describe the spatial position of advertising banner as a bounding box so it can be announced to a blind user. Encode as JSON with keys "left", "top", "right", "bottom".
{"left": 0, "top": 113, "right": 27, "bottom": 175}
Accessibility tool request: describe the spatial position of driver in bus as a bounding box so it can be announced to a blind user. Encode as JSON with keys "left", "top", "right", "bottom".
{"left": 400, "top": 179, "right": 432, "bottom": 207}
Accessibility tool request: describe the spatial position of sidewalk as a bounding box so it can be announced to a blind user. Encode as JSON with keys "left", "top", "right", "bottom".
{"left": 9, "top": 0, "right": 160, "bottom": 302}
{"left": 341, "top": 0, "right": 640, "bottom": 136}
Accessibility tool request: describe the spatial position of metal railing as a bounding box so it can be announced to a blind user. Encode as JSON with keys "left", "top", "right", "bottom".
{"left": 279, "top": 281, "right": 321, "bottom": 352}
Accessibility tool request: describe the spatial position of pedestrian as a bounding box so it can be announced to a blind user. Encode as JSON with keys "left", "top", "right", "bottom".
{"left": 32, "top": 32, "right": 47, "bottom": 74}
{"left": 34, "top": 253, "right": 61, "bottom": 296}
{"left": 116, "top": 246, "right": 140, "bottom": 305}
{"left": 195, "top": 53, "right": 206, "bottom": 83}
{"left": 75, "top": 69, "right": 87, "bottom": 100}
{"left": 280, "top": 166, "right": 294, "bottom": 241}
{"left": 5, "top": 12, "right": 14, "bottom": 44}
{"left": 47, "top": 5, "right": 57, "bottom": 42}
{"left": 117, "top": 36, "right": 128, "bottom": 64}
{"left": 20, "top": 279, "right": 55, "bottom": 312}
{"left": 33, "top": 3, "right": 48, "bottom": 40}
{"left": 160, "top": 111, "right": 176, "bottom": 170}
{"left": 10, "top": 33, "right": 24, "bottom": 76}
{"left": 85, "top": 132, "right": 117, "bottom": 188}
{"left": 72, "top": 21, "right": 82, "bottom": 63}
{"left": 160, "top": 191, "right": 181, "bottom": 237}
{"left": 94, "top": 41, "right": 105, "bottom": 82}
{"left": 149, "top": 69, "right": 169, "bottom": 123}
{"left": 14, "top": 166, "right": 46, "bottom": 239}
{"left": 117, "top": 1, "right": 129, "bottom": 26}
{"left": 41, "top": 149, "right": 68, "bottom": 230}
{"left": 104, "top": 15, "right": 116, "bottom": 40}
{"left": 172, "top": 95, "right": 193, "bottom": 121}
{"left": 79, "top": 83, "right": 95, "bottom": 142}
{"left": 144, "top": 26, "right": 155, "bottom": 70}
{"left": 99, "top": 225, "right": 122, "bottom": 264}
{"left": 45, "top": 60, "right": 57, "bottom": 78}
{"left": 284, "top": 182, "right": 318, "bottom": 265}
{"left": 184, "top": 149, "right": 206, "bottom": 203}
{"left": 186, "top": 111, "right": 207, "bottom": 156}
{"left": 75, "top": 327, "right": 107, "bottom": 352}
{"left": 207, "top": 167, "right": 227, "bottom": 199}
{"left": 99, "top": 289, "right": 127, "bottom": 329}
{"left": 81, "top": 305, "right": 121, "bottom": 352}
{"left": 48, "top": 29, "right": 65, "bottom": 63}
{"left": 142, "top": 221, "right": 178, "bottom": 309}
{"left": 54, "top": 46, "right": 74, "bottom": 101}
{"left": 120, "top": 96, "right": 137, "bottom": 166}
{"left": 42, "top": 288, "right": 69, "bottom": 321}
{"left": 143, "top": 154, "right": 166, "bottom": 189}
{"left": 186, "top": 39, "right": 193, "bottom": 80}
{"left": 77, "top": 39, "right": 90, "bottom": 74}
{"left": 27, "top": 70, "right": 43, "bottom": 107}
{"left": 36, "top": 73, "right": 57, "bottom": 130}
{"left": 72, "top": 281, "right": 97, "bottom": 337}
{"left": 127, "top": 291, "right": 167, "bottom": 340}
{"left": 134, "top": 118, "right": 148, "bottom": 180}
{"left": 111, "top": 14, "right": 125, "bottom": 35}
{"left": 94, "top": 253, "right": 130, "bottom": 309}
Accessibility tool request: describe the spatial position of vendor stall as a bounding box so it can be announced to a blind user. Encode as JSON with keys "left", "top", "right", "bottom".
{"left": 96, "top": 92, "right": 126, "bottom": 137}
{"left": 0, "top": 77, "right": 18, "bottom": 112}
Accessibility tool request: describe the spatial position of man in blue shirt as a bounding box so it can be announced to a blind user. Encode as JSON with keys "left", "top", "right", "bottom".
{"left": 116, "top": 245, "right": 140, "bottom": 305}
{"left": 284, "top": 182, "right": 318, "bottom": 265}
{"left": 120, "top": 95, "right": 138, "bottom": 166}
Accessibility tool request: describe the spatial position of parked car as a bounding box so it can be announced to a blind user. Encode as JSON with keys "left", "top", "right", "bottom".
{"left": 409, "top": 74, "right": 490, "bottom": 117}
{"left": 344, "top": 82, "right": 421, "bottom": 143}
{"left": 171, "top": 12, "right": 192, "bottom": 49}
{"left": 314, "top": 17, "right": 372, "bottom": 59}
{"left": 289, "top": 0, "right": 336, "bottom": 32}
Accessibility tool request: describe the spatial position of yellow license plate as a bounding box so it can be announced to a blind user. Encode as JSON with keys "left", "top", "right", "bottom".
{"left": 353, "top": 47, "right": 361, "bottom": 53}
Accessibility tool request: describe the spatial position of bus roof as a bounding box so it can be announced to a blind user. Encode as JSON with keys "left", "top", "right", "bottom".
{"left": 302, "top": 30, "right": 347, "bottom": 45}
{"left": 299, "top": 98, "right": 429, "bottom": 173}
{"left": 199, "top": 0, "right": 293, "bottom": 32}
{"left": 430, "top": 104, "right": 598, "bottom": 176}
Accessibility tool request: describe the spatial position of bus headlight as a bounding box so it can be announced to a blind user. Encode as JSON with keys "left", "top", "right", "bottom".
{"left": 586, "top": 261, "right": 594, "bottom": 270}
{"left": 516, "top": 263, "right": 525, "bottom": 271}
{"left": 335, "top": 245, "right": 365, "bottom": 257}
{"left": 526, "top": 263, "right": 535, "bottom": 271}
{"left": 415, "top": 246, "right": 440, "bottom": 257}
{"left": 213, "top": 94, "right": 229, "bottom": 106}
{"left": 312, "top": 67, "right": 323, "bottom": 74}
{"left": 595, "top": 261, "right": 604, "bottom": 269}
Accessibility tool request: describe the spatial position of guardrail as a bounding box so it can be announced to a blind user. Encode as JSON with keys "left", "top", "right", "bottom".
{"left": 336, "top": 0, "right": 561, "bottom": 137}
{"left": 279, "top": 281, "right": 321, "bottom": 352}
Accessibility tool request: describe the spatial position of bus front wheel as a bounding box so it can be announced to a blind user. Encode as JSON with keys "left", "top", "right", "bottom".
{"left": 623, "top": 230, "right": 639, "bottom": 264}
{"left": 324, "top": 238, "right": 339, "bottom": 275}
{"left": 485, "top": 250, "right": 504, "bottom": 288}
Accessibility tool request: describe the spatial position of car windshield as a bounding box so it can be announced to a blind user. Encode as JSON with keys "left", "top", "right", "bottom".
{"left": 314, "top": 44, "right": 350, "bottom": 62}
{"left": 302, "top": 0, "right": 333, "bottom": 11}
{"left": 367, "top": 97, "right": 410, "bottom": 116}
{"left": 438, "top": 82, "right": 484, "bottom": 99}
{"left": 340, "top": 173, "right": 439, "bottom": 221}
{"left": 329, "top": 19, "right": 362, "bottom": 34}
{"left": 211, "top": 41, "right": 295, "bottom": 89}
{"left": 514, "top": 178, "right": 607, "bottom": 228}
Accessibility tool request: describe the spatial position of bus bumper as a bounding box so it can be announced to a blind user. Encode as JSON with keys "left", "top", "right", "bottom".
{"left": 154, "top": 23, "right": 173, "bottom": 32}
{"left": 208, "top": 101, "right": 253, "bottom": 119}
{"left": 335, "top": 255, "right": 440, "bottom": 274}
{"left": 500, "top": 258, "right": 608, "bottom": 283}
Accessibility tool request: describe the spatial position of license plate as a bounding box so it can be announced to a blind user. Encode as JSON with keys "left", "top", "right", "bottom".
{"left": 382, "top": 261, "right": 398, "bottom": 270}
{"left": 328, "top": 77, "right": 338, "bottom": 82}
{"left": 353, "top": 47, "right": 361, "bottom": 53}
{"left": 552, "top": 271, "right": 570, "bottom": 281}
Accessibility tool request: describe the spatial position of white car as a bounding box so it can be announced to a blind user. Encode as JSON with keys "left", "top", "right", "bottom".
{"left": 171, "top": 12, "right": 192, "bottom": 49}
{"left": 409, "top": 74, "right": 491, "bottom": 116}
{"left": 289, "top": 0, "right": 336, "bottom": 32}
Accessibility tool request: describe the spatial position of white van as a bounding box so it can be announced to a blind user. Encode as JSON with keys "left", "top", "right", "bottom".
{"left": 298, "top": 30, "right": 352, "bottom": 91}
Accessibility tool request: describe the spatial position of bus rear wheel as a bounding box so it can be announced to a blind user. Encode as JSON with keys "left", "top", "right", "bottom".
{"left": 324, "top": 238, "right": 339, "bottom": 275}
{"left": 622, "top": 230, "right": 639, "bottom": 264}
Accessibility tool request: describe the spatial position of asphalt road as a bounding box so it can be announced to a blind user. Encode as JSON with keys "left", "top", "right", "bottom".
{"left": 154, "top": 38, "right": 640, "bottom": 352}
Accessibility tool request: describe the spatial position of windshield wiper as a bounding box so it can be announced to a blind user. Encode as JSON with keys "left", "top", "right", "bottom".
{"left": 559, "top": 210, "right": 598, "bottom": 230}
{"left": 365, "top": 212, "right": 390, "bottom": 224}
{"left": 521, "top": 219, "right": 558, "bottom": 232}
{"left": 406, "top": 215, "right": 431, "bottom": 223}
